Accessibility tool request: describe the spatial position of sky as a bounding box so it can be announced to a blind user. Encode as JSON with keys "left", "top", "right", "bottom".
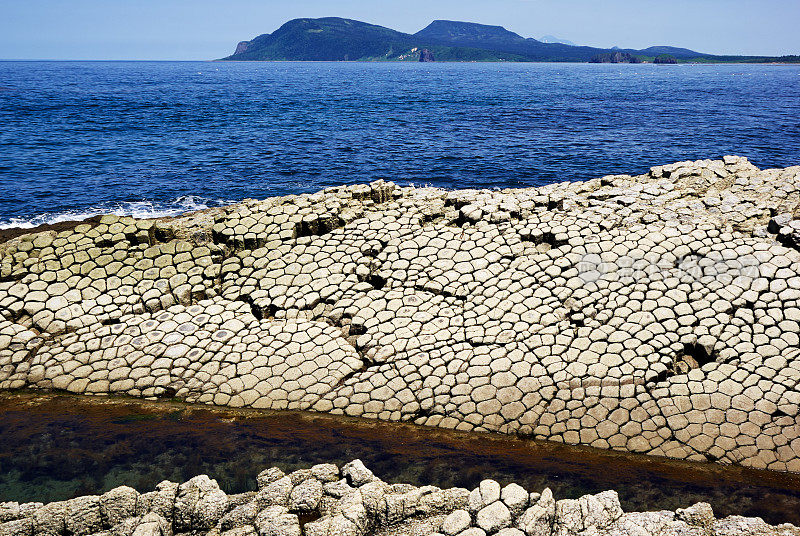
{"left": 1, "top": 0, "right": 799, "bottom": 60}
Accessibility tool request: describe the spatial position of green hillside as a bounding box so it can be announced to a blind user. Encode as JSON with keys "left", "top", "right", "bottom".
{"left": 226, "top": 18, "right": 416, "bottom": 61}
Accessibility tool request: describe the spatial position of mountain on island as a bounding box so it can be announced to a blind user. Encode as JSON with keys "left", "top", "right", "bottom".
{"left": 229, "top": 18, "right": 416, "bottom": 62}
{"left": 227, "top": 18, "right": 533, "bottom": 62}
{"left": 414, "top": 20, "right": 527, "bottom": 46}
{"left": 221, "top": 17, "right": 800, "bottom": 63}
{"left": 541, "top": 35, "right": 576, "bottom": 46}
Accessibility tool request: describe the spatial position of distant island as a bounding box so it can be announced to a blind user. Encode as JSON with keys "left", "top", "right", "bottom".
{"left": 540, "top": 35, "right": 576, "bottom": 46}
{"left": 220, "top": 17, "right": 800, "bottom": 63}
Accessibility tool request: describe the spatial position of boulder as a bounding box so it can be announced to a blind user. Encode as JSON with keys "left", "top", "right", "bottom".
{"left": 675, "top": 502, "right": 714, "bottom": 527}
{"left": 469, "top": 481, "right": 501, "bottom": 514}
{"left": 136, "top": 481, "right": 177, "bottom": 521}
{"left": 517, "top": 488, "right": 555, "bottom": 536}
{"left": 341, "top": 460, "right": 375, "bottom": 487}
{"left": 286, "top": 469, "right": 313, "bottom": 486}
{"left": 310, "top": 464, "right": 340, "bottom": 483}
{"left": 584, "top": 491, "right": 623, "bottom": 528}
{"left": 476, "top": 501, "right": 512, "bottom": 533}
{"left": 100, "top": 487, "right": 139, "bottom": 528}
{"left": 256, "top": 468, "right": 285, "bottom": 490}
{"left": 501, "top": 484, "right": 529, "bottom": 518}
{"left": 303, "top": 514, "right": 359, "bottom": 536}
{"left": 606, "top": 511, "right": 675, "bottom": 536}
{"left": 656, "top": 520, "right": 706, "bottom": 535}
{"left": 0, "top": 518, "right": 33, "bottom": 536}
{"left": 418, "top": 488, "right": 470, "bottom": 517}
{"left": 552, "top": 499, "right": 583, "bottom": 536}
{"left": 111, "top": 513, "right": 171, "bottom": 536}
{"left": 172, "top": 475, "right": 228, "bottom": 532}
{"left": 33, "top": 501, "right": 67, "bottom": 536}
{"left": 255, "top": 476, "right": 293, "bottom": 509}
{"left": 226, "top": 493, "right": 256, "bottom": 511}
{"left": 17, "top": 507, "right": 38, "bottom": 522}
{"left": 65, "top": 496, "right": 102, "bottom": 536}
{"left": 218, "top": 501, "right": 257, "bottom": 531}
{"left": 323, "top": 480, "right": 354, "bottom": 499}
{"left": 220, "top": 527, "right": 257, "bottom": 536}
{"left": 289, "top": 478, "right": 323, "bottom": 512}
{"left": 712, "top": 515, "right": 800, "bottom": 536}
{"left": 441, "top": 510, "right": 471, "bottom": 536}
{"left": 552, "top": 490, "right": 622, "bottom": 536}
{"left": 339, "top": 491, "right": 368, "bottom": 534}
{"left": 496, "top": 530, "right": 525, "bottom": 536}
{"left": 130, "top": 514, "right": 170, "bottom": 536}
{"left": 253, "top": 506, "right": 300, "bottom": 536}
{"left": 359, "top": 481, "right": 389, "bottom": 520}
{"left": 0, "top": 504, "right": 21, "bottom": 524}
{"left": 458, "top": 529, "right": 487, "bottom": 536}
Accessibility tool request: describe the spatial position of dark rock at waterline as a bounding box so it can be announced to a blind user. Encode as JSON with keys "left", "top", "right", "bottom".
{"left": 589, "top": 51, "right": 642, "bottom": 63}
{"left": 770, "top": 215, "right": 800, "bottom": 251}
{"left": 654, "top": 54, "right": 678, "bottom": 64}
{"left": 419, "top": 48, "right": 435, "bottom": 62}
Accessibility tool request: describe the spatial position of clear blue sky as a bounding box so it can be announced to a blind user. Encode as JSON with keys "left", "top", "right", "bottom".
{"left": 1, "top": 0, "right": 798, "bottom": 60}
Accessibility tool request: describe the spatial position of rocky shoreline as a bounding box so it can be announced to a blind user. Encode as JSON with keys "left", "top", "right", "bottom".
{"left": 1, "top": 460, "right": 798, "bottom": 536}
{"left": 1, "top": 156, "right": 800, "bottom": 472}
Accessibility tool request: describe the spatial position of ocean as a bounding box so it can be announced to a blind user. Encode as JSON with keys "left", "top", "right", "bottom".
{"left": 1, "top": 61, "right": 799, "bottom": 228}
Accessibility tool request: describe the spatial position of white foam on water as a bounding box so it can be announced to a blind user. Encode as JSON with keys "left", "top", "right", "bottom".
{"left": 0, "top": 196, "right": 230, "bottom": 230}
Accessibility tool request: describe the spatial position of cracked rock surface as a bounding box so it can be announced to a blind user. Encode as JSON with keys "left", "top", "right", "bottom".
{"left": 1, "top": 460, "right": 798, "bottom": 536}
{"left": 2, "top": 158, "right": 800, "bottom": 471}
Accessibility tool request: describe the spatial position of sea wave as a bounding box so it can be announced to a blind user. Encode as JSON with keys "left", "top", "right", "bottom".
{"left": 0, "top": 196, "right": 230, "bottom": 230}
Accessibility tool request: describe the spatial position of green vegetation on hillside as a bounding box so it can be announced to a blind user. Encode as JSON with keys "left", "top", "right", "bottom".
{"left": 226, "top": 18, "right": 417, "bottom": 61}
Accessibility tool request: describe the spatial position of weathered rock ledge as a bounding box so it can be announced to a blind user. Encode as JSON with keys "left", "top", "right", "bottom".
{"left": 1, "top": 460, "right": 798, "bottom": 536}
{"left": 2, "top": 156, "right": 800, "bottom": 470}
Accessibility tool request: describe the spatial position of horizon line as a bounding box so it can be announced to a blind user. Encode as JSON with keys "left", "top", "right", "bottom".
{"left": 3, "top": 57, "right": 800, "bottom": 62}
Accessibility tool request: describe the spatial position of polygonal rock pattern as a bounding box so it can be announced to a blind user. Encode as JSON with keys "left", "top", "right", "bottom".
{"left": 1, "top": 461, "right": 798, "bottom": 536}
{"left": 11, "top": 298, "right": 362, "bottom": 409}
{"left": 2, "top": 158, "right": 800, "bottom": 471}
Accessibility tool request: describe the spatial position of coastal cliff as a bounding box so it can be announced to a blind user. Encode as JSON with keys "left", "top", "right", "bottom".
{"left": 2, "top": 157, "right": 800, "bottom": 472}
{"left": 1, "top": 460, "right": 798, "bottom": 536}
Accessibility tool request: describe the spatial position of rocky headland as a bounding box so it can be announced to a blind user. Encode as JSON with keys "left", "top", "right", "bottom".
{"left": 1, "top": 460, "right": 798, "bottom": 536}
{"left": 1, "top": 156, "right": 800, "bottom": 475}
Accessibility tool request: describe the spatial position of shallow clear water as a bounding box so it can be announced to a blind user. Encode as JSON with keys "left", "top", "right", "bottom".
{"left": 1, "top": 394, "right": 799, "bottom": 525}
{"left": 0, "top": 61, "right": 799, "bottom": 227}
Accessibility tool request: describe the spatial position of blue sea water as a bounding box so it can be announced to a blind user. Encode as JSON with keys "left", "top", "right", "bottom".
{"left": 0, "top": 61, "right": 799, "bottom": 228}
